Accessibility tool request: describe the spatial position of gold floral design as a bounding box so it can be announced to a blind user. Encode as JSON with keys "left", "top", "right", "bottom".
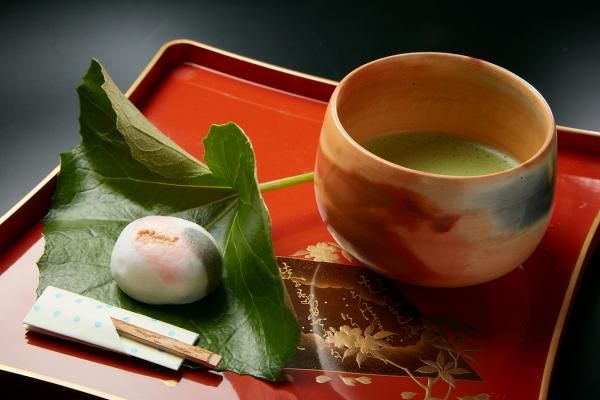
{"left": 324, "top": 324, "right": 396, "bottom": 367}
{"left": 312, "top": 370, "right": 488, "bottom": 400}
{"left": 321, "top": 323, "right": 486, "bottom": 399}
{"left": 416, "top": 351, "right": 470, "bottom": 389}
{"left": 278, "top": 257, "right": 487, "bottom": 398}
{"left": 292, "top": 242, "right": 353, "bottom": 263}
{"left": 315, "top": 375, "right": 332, "bottom": 383}
{"left": 324, "top": 325, "right": 360, "bottom": 349}
{"left": 402, "top": 342, "right": 485, "bottom": 400}
{"left": 315, "top": 374, "right": 372, "bottom": 386}
{"left": 340, "top": 375, "right": 372, "bottom": 386}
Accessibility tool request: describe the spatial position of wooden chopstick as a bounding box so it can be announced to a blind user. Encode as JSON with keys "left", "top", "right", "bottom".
{"left": 110, "top": 317, "right": 221, "bottom": 369}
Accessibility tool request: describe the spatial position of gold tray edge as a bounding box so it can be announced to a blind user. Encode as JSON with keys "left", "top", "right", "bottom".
{"left": 556, "top": 124, "right": 600, "bottom": 137}
{"left": 0, "top": 166, "right": 59, "bottom": 228}
{"left": 0, "top": 363, "right": 124, "bottom": 400}
{"left": 538, "top": 211, "right": 600, "bottom": 400}
{"left": 156, "top": 39, "right": 339, "bottom": 86}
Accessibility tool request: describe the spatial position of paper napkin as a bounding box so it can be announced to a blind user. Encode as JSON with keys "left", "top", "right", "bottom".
{"left": 23, "top": 286, "right": 199, "bottom": 370}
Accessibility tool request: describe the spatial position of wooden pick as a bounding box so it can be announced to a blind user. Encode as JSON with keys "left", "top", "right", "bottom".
{"left": 110, "top": 317, "right": 221, "bottom": 369}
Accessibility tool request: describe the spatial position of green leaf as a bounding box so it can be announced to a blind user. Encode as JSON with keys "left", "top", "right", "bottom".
{"left": 37, "top": 59, "right": 300, "bottom": 381}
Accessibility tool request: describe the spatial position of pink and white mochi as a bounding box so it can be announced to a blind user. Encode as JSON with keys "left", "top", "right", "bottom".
{"left": 110, "top": 216, "right": 223, "bottom": 305}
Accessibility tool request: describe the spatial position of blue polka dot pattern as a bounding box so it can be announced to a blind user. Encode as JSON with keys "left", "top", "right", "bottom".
{"left": 25, "top": 287, "right": 201, "bottom": 371}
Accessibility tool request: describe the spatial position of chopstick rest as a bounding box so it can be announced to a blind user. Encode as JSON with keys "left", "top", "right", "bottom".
{"left": 23, "top": 286, "right": 218, "bottom": 370}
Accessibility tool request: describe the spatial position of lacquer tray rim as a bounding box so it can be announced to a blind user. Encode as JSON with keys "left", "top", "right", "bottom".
{"left": 1, "top": 38, "right": 598, "bottom": 234}
{"left": 0, "top": 38, "right": 599, "bottom": 399}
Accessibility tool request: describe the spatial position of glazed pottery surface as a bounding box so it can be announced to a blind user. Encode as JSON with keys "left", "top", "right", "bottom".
{"left": 315, "top": 52, "right": 556, "bottom": 287}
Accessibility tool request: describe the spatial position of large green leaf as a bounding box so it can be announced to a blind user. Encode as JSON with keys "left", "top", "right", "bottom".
{"left": 37, "top": 59, "right": 299, "bottom": 381}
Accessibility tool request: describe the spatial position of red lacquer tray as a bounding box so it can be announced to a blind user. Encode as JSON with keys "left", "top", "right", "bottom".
{"left": 1, "top": 39, "right": 599, "bottom": 400}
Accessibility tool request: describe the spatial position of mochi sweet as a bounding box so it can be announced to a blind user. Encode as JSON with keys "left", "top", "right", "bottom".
{"left": 110, "top": 216, "right": 223, "bottom": 305}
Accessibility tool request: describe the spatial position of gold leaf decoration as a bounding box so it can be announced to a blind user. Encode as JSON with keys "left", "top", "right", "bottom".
{"left": 315, "top": 375, "right": 332, "bottom": 384}
{"left": 340, "top": 376, "right": 356, "bottom": 386}
{"left": 355, "top": 376, "right": 372, "bottom": 384}
{"left": 324, "top": 324, "right": 399, "bottom": 369}
{"left": 415, "top": 365, "right": 438, "bottom": 374}
{"left": 373, "top": 330, "right": 396, "bottom": 340}
{"left": 292, "top": 242, "right": 350, "bottom": 263}
{"left": 440, "top": 371, "right": 455, "bottom": 387}
{"left": 436, "top": 350, "right": 445, "bottom": 367}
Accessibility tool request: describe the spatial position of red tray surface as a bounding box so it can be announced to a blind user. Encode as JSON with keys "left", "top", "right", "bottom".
{"left": 0, "top": 40, "right": 599, "bottom": 400}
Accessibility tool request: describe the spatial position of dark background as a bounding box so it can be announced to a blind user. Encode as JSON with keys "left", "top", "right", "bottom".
{"left": 1, "top": 1, "right": 599, "bottom": 398}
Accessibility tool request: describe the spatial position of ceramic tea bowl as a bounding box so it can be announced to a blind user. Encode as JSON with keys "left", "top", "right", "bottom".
{"left": 314, "top": 53, "right": 556, "bottom": 287}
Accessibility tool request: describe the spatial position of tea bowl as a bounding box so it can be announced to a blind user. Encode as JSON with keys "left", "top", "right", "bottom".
{"left": 314, "top": 53, "right": 556, "bottom": 287}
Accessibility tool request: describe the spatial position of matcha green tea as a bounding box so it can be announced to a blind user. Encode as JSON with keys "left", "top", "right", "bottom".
{"left": 361, "top": 132, "right": 518, "bottom": 176}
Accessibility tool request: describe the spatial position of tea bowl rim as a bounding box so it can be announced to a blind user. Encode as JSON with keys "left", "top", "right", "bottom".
{"left": 330, "top": 51, "right": 556, "bottom": 181}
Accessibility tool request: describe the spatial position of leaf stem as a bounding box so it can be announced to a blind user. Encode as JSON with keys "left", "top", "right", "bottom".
{"left": 258, "top": 172, "right": 314, "bottom": 193}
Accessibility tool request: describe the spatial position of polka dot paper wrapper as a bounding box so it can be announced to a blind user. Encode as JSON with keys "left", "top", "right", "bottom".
{"left": 23, "top": 286, "right": 199, "bottom": 370}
